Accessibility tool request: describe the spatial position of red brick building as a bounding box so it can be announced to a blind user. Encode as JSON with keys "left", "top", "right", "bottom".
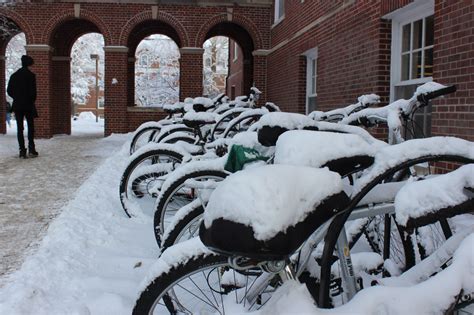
{"left": 0, "top": 0, "right": 472, "bottom": 141}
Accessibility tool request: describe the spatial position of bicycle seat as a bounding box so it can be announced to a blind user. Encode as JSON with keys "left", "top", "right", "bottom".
{"left": 199, "top": 165, "right": 350, "bottom": 261}
{"left": 193, "top": 97, "right": 215, "bottom": 112}
{"left": 257, "top": 112, "right": 318, "bottom": 146}
{"left": 163, "top": 102, "right": 185, "bottom": 115}
{"left": 395, "top": 164, "right": 474, "bottom": 229}
{"left": 275, "top": 130, "right": 375, "bottom": 176}
{"left": 183, "top": 111, "right": 217, "bottom": 129}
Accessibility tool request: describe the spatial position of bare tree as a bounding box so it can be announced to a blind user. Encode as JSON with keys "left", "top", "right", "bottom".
{"left": 203, "top": 36, "right": 229, "bottom": 98}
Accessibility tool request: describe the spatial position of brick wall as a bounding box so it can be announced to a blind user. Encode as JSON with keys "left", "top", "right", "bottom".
{"left": 0, "top": 2, "right": 271, "bottom": 136}
{"left": 431, "top": 0, "right": 474, "bottom": 142}
{"left": 267, "top": 1, "right": 391, "bottom": 113}
{"left": 227, "top": 40, "right": 244, "bottom": 98}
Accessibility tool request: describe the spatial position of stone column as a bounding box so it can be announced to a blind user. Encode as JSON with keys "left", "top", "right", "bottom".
{"left": 0, "top": 55, "right": 5, "bottom": 134}
{"left": 179, "top": 47, "right": 204, "bottom": 100}
{"left": 104, "top": 46, "right": 129, "bottom": 136}
{"left": 51, "top": 56, "right": 71, "bottom": 135}
{"left": 25, "top": 44, "right": 53, "bottom": 138}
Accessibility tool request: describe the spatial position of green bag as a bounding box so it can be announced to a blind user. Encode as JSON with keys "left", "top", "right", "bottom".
{"left": 224, "top": 145, "right": 268, "bottom": 173}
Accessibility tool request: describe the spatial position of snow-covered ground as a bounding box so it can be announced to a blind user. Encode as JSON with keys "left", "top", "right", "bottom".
{"left": 0, "top": 113, "right": 472, "bottom": 314}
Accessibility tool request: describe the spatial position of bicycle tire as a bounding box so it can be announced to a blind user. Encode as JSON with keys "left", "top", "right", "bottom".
{"left": 160, "top": 202, "right": 204, "bottom": 254}
{"left": 129, "top": 126, "right": 161, "bottom": 155}
{"left": 154, "top": 170, "right": 228, "bottom": 246}
{"left": 119, "top": 149, "right": 184, "bottom": 218}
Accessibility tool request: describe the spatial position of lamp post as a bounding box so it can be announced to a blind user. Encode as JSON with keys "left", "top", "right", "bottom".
{"left": 90, "top": 54, "right": 99, "bottom": 122}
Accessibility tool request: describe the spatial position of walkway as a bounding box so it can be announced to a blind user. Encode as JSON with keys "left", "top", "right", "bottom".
{"left": 0, "top": 120, "right": 122, "bottom": 285}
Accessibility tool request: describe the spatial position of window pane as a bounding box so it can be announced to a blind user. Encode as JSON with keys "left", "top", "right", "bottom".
{"left": 425, "top": 15, "right": 434, "bottom": 46}
{"left": 401, "top": 54, "right": 410, "bottom": 81}
{"left": 411, "top": 50, "right": 422, "bottom": 79}
{"left": 307, "top": 96, "right": 317, "bottom": 113}
{"left": 312, "top": 59, "right": 317, "bottom": 94}
{"left": 424, "top": 48, "right": 433, "bottom": 77}
{"left": 279, "top": 0, "right": 284, "bottom": 18}
{"left": 402, "top": 23, "right": 411, "bottom": 52}
{"left": 413, "top": 19, "right": 423, "bottom": 50}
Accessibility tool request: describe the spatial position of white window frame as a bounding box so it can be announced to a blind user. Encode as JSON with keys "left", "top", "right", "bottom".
{"left": 303, "top": 47, "right": 318, "bottom": 114}
{"left": 388, "top": 0, "right": 434, "bottom": 102}
{"left": 274, "top": 0, "right": 285, "bottom": 24}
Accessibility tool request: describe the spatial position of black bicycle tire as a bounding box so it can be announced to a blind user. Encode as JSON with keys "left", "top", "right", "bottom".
{"left": 133, "top": 253, "right": 228, "bottom": 315}
{"left": 129, "top": 126, "right": 161, "bottom": 155}
{"left": 154, "top": 170, "right": 229, "bottom": 246}
{"left": 119, "top": 149, "right": 184, "bottom": 218}
{"left": 160, "top": 203, "right": 204, "bottom": 254}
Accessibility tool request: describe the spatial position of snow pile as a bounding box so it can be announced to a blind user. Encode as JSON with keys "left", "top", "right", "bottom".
{"left": 77, "top": 111, "right": 97, "bottom": 121}
{"left": 395, "top": 164, "right": 474, "bottom": 226}
{"left": 204, "top": 165, "right": 343, "bottom": 240}
{"left": 274, "top": 130, "right": 376, "bottom": 168}
{"left": 256, "top": 111, "right": 316, "bottom": 129}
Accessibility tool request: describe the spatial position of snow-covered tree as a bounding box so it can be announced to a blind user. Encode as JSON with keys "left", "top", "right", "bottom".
{"left": 203, "top": 36, "right": 229, "bottom": 98}
{"left": 5, "top": 33, "right": 25, "bottom": 101}
{"left": 135, "top": 34, "right": 180, "bottom": 107}
{"left": 70, "top": 33, "right": 104, "bottom": 106}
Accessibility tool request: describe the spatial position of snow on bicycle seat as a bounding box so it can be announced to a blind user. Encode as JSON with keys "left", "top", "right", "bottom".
{"left": 395, "top": 164, "right": 474, "bottom": 229}
{"left": 256, "top": 112, "right": 318, "bottom": 146}
{"left": 193, "top": 97, "right": 214, "bottom": 112}
{"left": 275, "top": 130, "right": 376, "bottom": 176}
{"left": 163, "top": 102, "right": 185, "bottom": 114}
{"left": 199, "top": 164, "right": 350, "bottom": 260}
{"left": 183, "top": 111, "right": 218, "bottom": 128}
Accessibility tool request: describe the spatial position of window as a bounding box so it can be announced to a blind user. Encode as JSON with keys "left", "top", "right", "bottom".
{"left": 304, "top": 48, "right": 317, "bottom": 114}
{"left": 139, "top": 54, "right": 149, "bottom": 67}
{"left": 389, "top": 0, "right": 434, "bottom": 137}
{"left": 274, "top": 0, "right": 285, "bottom": 23}
{"left": 233, "top": 42, "right": 238, "bottom": 62}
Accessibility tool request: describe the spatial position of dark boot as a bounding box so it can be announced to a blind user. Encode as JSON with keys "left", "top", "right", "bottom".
{"left": 29, "top": 148, "right": 39, "bottom": 158}
{"left": 19, "top": 149, "right": 27, "bottom": 159}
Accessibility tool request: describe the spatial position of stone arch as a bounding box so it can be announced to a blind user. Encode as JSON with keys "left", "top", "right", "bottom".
{"left": 119, "top": 10, "right": 189, "bottom": 48}
{"left": 195, "top": 13, "right": 263, "bottom": 50}
{"left": 0, "top": 8, "right": 34, "bottom": 44}
{"left": 42, "top": 9, "right": 112, "bottom": 47}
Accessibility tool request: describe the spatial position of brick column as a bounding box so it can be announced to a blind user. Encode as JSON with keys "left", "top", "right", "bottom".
{"left": 252, "top": 50, "right": 269, "bottom": 105}
{"left": 179, "top": 47, "right": 204, "bottom": 100}
{"left": 0, "top": 55, "right": 5, "bottom": 134}
{"left": 104, "top": 46, "right": 129, "bottom": 136}
{"left": 25, "top": 45, "right": 53, "bottom": 138}
{"left": 51, "top": 56, "right": 71, "bottom": 135}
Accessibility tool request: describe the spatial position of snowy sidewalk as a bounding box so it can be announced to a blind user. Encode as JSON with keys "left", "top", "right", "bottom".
{"left": 0, "top": 118, "right": 118, "bottom": 283}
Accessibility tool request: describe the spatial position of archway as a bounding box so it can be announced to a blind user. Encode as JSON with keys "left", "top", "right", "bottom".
{"left": 202, "top": 36, "right": 229, "bottom": 98}
{"left": 1, "top": 16, "right": 24, "bottom": 135}
{"left": 134, "top": 34, "right": 180, "bottom": 107}
{"left": 203, "top": 22, "right": 255, "bottom": 97}
{"left": 127, "top": 20, "right": 182, "bottom": 108}
{"left": 70, "top": 33, "right": 105, "bottom": 135}
{"left": 49, "top": 18, "right": 104, "bottom": 136}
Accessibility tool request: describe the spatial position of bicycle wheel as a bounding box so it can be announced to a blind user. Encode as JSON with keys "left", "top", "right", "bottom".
{"left": 154, "top": 170, "right": 228, "bottom": 246}
{"left": 119, "top": 149, "right": 184, "bottom": 218}
{"left": 129, "top": 126, "right": 161, "bottom": 155}
{"left": 133, "top": 253, "right": 276, "bottom": 314}
{"left": 160, "top": 201, "right": 204, "bottom": 254}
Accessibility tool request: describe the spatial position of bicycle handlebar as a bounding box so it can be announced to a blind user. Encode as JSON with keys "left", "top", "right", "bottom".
{"left": 417, "top": 85, "right": 456, "bottom": 103}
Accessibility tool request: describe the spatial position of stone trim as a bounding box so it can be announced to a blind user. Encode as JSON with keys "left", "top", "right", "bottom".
{"left": 252, "top": 49, "right": 270, "bottom": 56}
{"left": 25, "top": 45, "right": 54, "bottom": 52}
{"left": 74, "top": 4, "right": 80, "bottom": 18}
{"left": 51, "top": 56, "right": 72, "bottom": 61}
{"left": 103, "top": 46, "right": 129, "bottom": 53}
{"left": 127, "top": 106, "right": 164, "bottom": 113}
{"left": 180, "top": 47, "right": 205, "bottom": 54}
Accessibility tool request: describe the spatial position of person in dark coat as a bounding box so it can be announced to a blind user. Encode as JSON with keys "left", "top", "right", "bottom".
{"left": 7, "top": 55, "right": 38, "bottom": 158}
